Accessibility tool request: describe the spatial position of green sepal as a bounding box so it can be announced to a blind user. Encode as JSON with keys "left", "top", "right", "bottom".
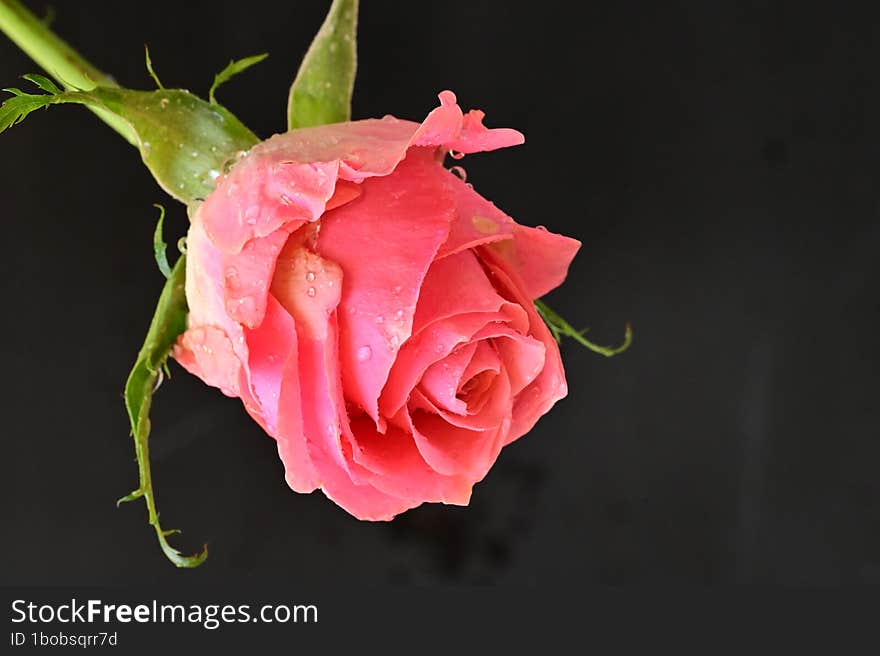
{"left": 152, "top": 204, "right": 172, "bottom": 278}
{"left": 535, "top": 299, "right": 632, "bottom": 357}
{"left": 84, "top": 87, "right": 259, "bottom": 203}
{"left": 287, "top": 0, "right": 358, "bottom": 129}
{"left": 0, "top": 83, "right": 259, "bottom": 203}
{"left": 209, "top": 53, "right": 268, "bottom": 104}
{"left": 122, "top": 254, "right": 208, "bottom": 568}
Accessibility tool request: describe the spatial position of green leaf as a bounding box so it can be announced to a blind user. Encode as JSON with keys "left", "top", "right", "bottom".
{"left": 535, "top": 299, "right": 632, "bottom": 357}
{"left": 287, "top": 0, "right": 358, "bottom": 129}
{"left": 152, "top": 203, "right": 172, "bottom": 278}
{"left": 209, "top": 53, "right": 268, "bottom": 104}
{"left": 0, "top": 83, "right": 259, "bottom": 203}
{"left": 0, "top": 89, "right": 54, "bottom": 131}
{"left": 22, "top": 72, "right": 60, "bottom": 94}
{"left": 121, "top": 255, "right": 208, "bottom": 568}
{"left": 144, "top": 44, "right": 164, "bottom": 89}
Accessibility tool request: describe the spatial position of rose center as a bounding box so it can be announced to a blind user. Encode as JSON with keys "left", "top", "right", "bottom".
{"left": 457, "top": 368, "right": 496, "bottom": 412}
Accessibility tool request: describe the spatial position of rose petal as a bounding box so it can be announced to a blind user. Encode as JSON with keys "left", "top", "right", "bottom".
{"left": 174, "top": 325, "right": 242, "bottom": 397}
{"left": 181, "top": 219, "right": 247, "bottom": 357}
{"left": 220, "top": 223, "right": 299, "bottom": 328}
{"left": 414, "top": 360, "right": 513, "bottom": 432}
{"left": 198, "top": 88, "right": 522, "bottom": 260}
{"left": 417, "top": 341, "right": 478, "bottom": 415}
{"left": 415, "top": 90, "right": 525, "bottom": 154}
{"left": 405, "top": 396, "right": 509, "bottom": 480}
{"left": 348, "top": 416, "right": 472, "bottom": 504}
{"left": 435, "top": 174, "right": 517, "bottom": 259}
{"left": 270, "top": 236, "right": 353, "bottom": 474}
{"left": 412, "top": 249, "right": 511, "bottom": 335}
{"left": 243, "top": 294, "right": 298, "bottom": 434}
{"left": 485, "top": 225, "right": 581, "bottom": 300}
{"left": 469, "top": 323, "right": 546, "bottom": 397}
{"left": 478, "top": 247, "right": 568, "bottom": 444}
{"left": 308, "top": 440, "right": 417, "bottom": 520}
{"left": 271, "top": 228, "right": 343, "bottom": 341}
{"left": 316, "top": 151, "right": 454, "bottom": 425}
{"left": 251, "top": 90, "right": 523, "bottom": 187}
{"left": 268, "top": 303, "right": 321, "bottom": 493}
{"left": 200, "top": 158, "right": 339, "bottom": 255}
{"left": 460, "top": 340, "right": 502, "bottom": 390}
{"left": 380, "top": 309, "right": 514, "bottom": 420}
{"left": 247, "top": 117, "right": 418, "bottom": 183}
{"left": 457, "top": 341, "right": 502, "bottom": 414}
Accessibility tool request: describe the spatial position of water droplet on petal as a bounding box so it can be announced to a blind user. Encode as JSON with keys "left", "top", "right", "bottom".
{"left": 307, "top": 287, "right": 316, "bottom": 297}
{"left": 535, "top": 225, "right": 548, "bottom": 232}
{"left": 177, "top": 237, "right": 187, "bottom": 253}
{"left": 235, "top": 296, "right": 256, "bottom": 316}
{"left": 306, "top": 271, "right": 316, "bottom": 282}
{"left": 394, "top": 309, "right": 405, "bottom": 320}
{"left": 356, "top": 345, "right": 372, "bottom": 362}
{"left": 449, "top": 166, "right": 467, "bottom": 182}
{"left": 388, "top": 335, "right": 400, "bottom": 350}
{"left": 449, "top": 149, "right": 465, "bottom": 160}
{"left": 244, "top": 206, "right": 259, "bottom": 225}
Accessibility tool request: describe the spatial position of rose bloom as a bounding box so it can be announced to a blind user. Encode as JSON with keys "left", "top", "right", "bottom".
{"left": 174, "top": 91, "right": 580, "bottom": 519}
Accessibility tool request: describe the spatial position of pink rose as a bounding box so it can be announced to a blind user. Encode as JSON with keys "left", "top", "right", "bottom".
{"left": 173, "top": 90, "right": 580, "bottom": 519}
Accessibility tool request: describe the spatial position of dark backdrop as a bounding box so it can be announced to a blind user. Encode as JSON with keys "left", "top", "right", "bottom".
{"left": 1, "top": 0, "right": 878, "bottom": 587}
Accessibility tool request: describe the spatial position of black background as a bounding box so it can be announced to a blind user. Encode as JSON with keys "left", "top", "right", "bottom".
{"left": 1, "top": 0, "right": 879, "bottom": 589}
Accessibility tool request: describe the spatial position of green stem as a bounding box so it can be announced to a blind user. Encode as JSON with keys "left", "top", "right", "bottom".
{"left": 0, "top": 0, "right": 136, "bottom": 143}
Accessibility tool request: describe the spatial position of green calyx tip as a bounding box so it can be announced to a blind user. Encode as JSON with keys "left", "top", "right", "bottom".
{"left": 152, "top": 204, "right": 172, "bottom": 278}
{"left": 144, "top": 44, "right": 164, "bottom": 89}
